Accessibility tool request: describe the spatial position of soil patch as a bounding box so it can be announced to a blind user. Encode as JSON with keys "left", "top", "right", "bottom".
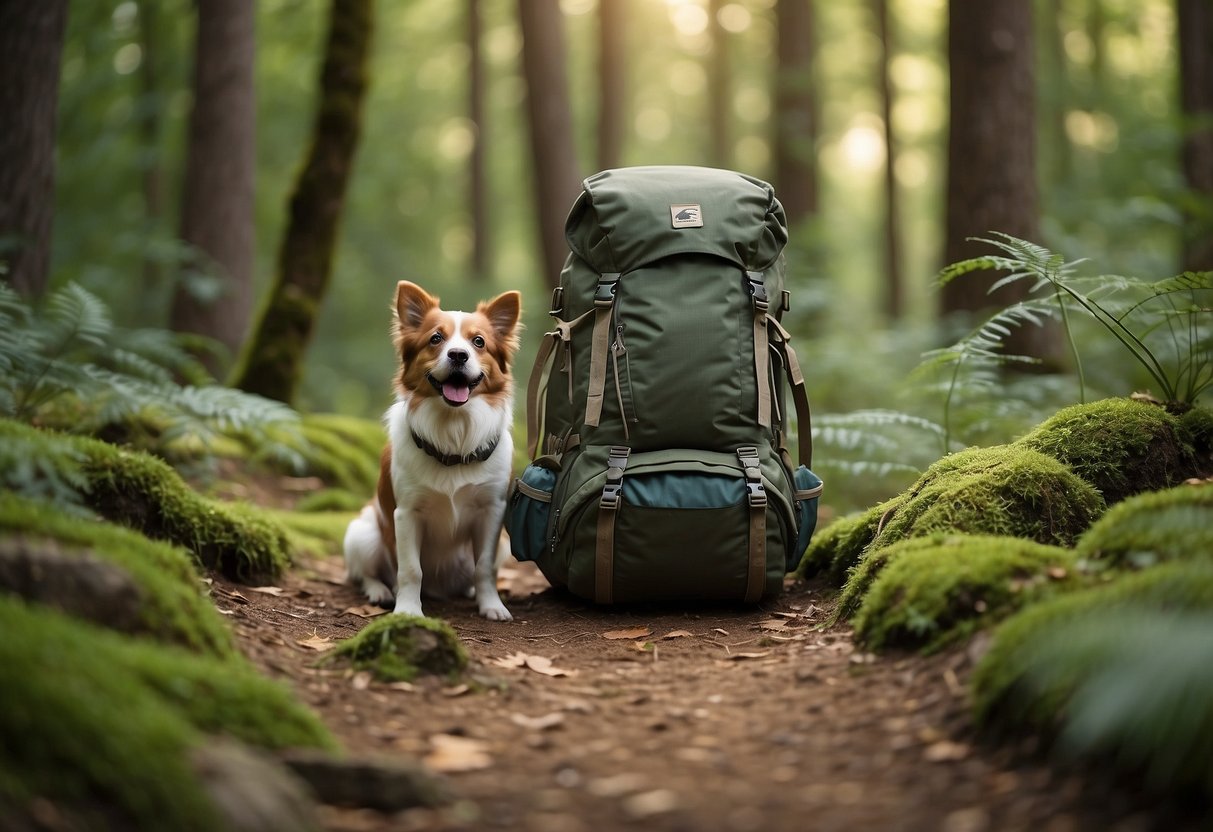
{"left": 217, "top": 558, "right": 1188, "bottom": 832}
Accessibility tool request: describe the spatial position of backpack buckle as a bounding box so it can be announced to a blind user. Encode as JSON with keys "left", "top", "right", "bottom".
{"left": 745, "top": 271, "right": 769, "bottom": 312}
{"left": 736, "top": 446, "right": 766, "bottom": 508}
{"left": 601, "top": 446, "right": 630, "bottom": 509}
{"left": 595, "top": 273, "right": 621, "bottom": 307}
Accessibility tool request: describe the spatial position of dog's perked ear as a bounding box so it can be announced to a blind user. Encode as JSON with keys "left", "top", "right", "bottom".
{"left": 479, "top": 290, "right": 522, "bottom": 345}
{"left": 395, "top": 281, "right": 440, "bottom": 331}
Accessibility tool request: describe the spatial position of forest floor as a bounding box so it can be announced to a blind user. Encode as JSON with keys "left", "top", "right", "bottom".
{"left": 214, "top": 545, "right": 1190, "bottom": 832}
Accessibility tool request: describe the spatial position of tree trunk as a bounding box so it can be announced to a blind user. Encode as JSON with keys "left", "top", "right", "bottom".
{"left": 468, "top": 0, "right": 489, "bottom": 281}
{"left": 169, "top": 0, "right": 256, "bottom": 376}
{"left": 137, "top": 0, "right": 167, "bottom": 324}
{"left": 708, "top": 0, "right": 731, "bottom": 168}
{"left": 234, "top": 0, "right": 373, "bottom": 403}
{"left": 773, "top": 0, "right": 818, "bottom": 227}
{"left": 597, "top": 0, "right": 627, "bottom": 171}
{"left": 518, "top": 0, "right": 581, "bottom": 291}
{"left": 875, "top": 0, "right": 903, "bottom": 320}
{"left": 0, "top": 0, "right": 69, "bottom": 299}
{"left": 1178, "top": 0, "right": 1213, "bottom": 271}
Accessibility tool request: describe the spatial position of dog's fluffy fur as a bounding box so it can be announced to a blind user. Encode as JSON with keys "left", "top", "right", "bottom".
{"left": 343, "top": 280, "right": 521, "bottom": 621}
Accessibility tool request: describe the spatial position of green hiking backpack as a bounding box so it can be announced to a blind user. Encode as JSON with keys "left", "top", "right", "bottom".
{"left": 505, "top": 166, "right": 822, "bottom": 603}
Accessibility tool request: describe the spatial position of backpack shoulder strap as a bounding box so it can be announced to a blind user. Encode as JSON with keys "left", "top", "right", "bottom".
{"left": 768, "top": 316, "right": 813, "bottom": 468}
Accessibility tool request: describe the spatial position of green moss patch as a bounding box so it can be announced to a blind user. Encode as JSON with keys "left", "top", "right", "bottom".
{"left": 0, "top": 596, "right": 334, "bottom": 831}
{"left": 330, "top": 615, "right": 467, "bottom": 682}
{"left": 797, "top": 497, "right": 902, "bottom": 587}
{"left": 1178, "top": 406, "right": 1213, "bottom": 475}
{"left": 836, "top": 533, "right": 964, "bottom": 623}
{"left": 295, "top": 488, "right": 366, "bottom": 513}
{"left": 280, "top": 414, "right": 384, "bottom": 494}
{"left": 1017, "top": 398, "right": 1197, "bottom": 504}
{"left": 0, "top": 420, "right": 291, "bottom": 582}
{"left": 869, "top": 445, "right": 1105, "bottom": 552}
{"left": 0, "top": 493, "right": 234, "bottom": 657}
{"left": 1075, "top": 483, "right": 1213, "bottom": 568}
{"left": 265, "top": 508, "right": 356, "bottom": 558}
{"left": 853, "top": 535, "right": 1077, "bottom": 652}
{"left": 971, "top": 563, "right": 1213, "bottom": 798}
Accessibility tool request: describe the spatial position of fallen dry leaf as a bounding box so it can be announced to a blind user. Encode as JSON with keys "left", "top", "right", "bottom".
{"left": 342, "top": 604, "right": 388, "bottom": 619}
{"left": 660, "top": 630, "right": 692, "bottom": 640}
{"left": 492, "top": 651, "right": 575, "bottom": 677}
{"left": 631, "top": 641, "right": 654, "bottom": 652}
{"left": 443, "top": 684, "right": 471, "bottom": 698}
{"left": 424, "top": 734, "right": 492, "bottom": 772}
{"left": 923, "top": 740, "right": 971, "bottom": 763}
{"left": 757, "top": 619, "right": 789, "bottom": 631}
{"left": 712, "top": 628, "right": 729, "bottom": 636}
{"left": 510, "top": 712, "right": 566, "bottom": 731}
{"left": 727, "top": 651, "right": 772, "bottom": 660}
{"left": 248, "top": 586, "right": 287, "bottom": 597}
{"left": 387, "top": 681, "right": 416, "bottom": 693}
{"left": 602, "top": 627, "right": 653, "bottom": 640}
{"left": 351, "top": 671, "right": 372, "bottom": 690}
{"left": 297, "top": 634, "right": 336, "bottom": 652}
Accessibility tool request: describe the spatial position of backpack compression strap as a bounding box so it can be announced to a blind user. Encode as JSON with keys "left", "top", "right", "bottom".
{"left": 737, "top": 446, "right": 768, "bottom": 603}
{"left": 584, "top": 273, "right": 620, "bottom": 428}
{"left": 525, "top": 309, "right": 594, "bottom": 459}
{"left": 746, "top": 271, "right": 773, "bottom": 430}
{"left": 768, "top": 316, "right": 813, "bottom": 468}
{"left": 595, "top": 445, "right": 630, "bottom": 604}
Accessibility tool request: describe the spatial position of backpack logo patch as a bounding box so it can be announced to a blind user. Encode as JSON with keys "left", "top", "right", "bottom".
{"left": 670, "top": 204, "right": 703, "bottom": 229}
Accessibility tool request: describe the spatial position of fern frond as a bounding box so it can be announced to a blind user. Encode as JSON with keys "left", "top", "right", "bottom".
{"left": 43, "top": 283, "right": 112, "bottom": 350}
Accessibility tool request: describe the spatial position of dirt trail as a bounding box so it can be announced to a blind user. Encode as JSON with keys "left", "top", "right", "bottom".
{"left": 217, "top": 558, "right": 1170, "bottom": 832}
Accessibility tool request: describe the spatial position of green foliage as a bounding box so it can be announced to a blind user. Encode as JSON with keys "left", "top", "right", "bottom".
{"left": 0, "top": 493, "right": 234, "bottom": 657}
{"left": 266, "top": 413, "right": 384, "bottom": 494}
{"left": 329, "top": 614, "right": 467, "bottom": 683}
{"left": 1076, "top": 483, "right": 1213, "bottom": 568}
{"left": 972, "top": 563, "right": 1213, "bottom": 799}
{"left": 264, "top": 508, "right": 355, "bottom": 558}
{"left": 939, "top": 234, "right": 1213, "bottom": 405}
{"left": 0, "top": 420, "right": 291, "bottom": 582}
{"left": 0, "top": 596, "right": 334, "bottom": 831}
{"left": 797, "top": 497, "right": 903, "bottom": 587}
{"left": 869, "top": 445, "right": 1105, "bottom": 552}
{"left": 295, "top": 488, "right": 366, "bottom": 513}
{"left": 852, "top": 535, "right": 1077, "bottom": 652}
{"left": 1018, "top": 398, "right": 1198, "bottom": 503}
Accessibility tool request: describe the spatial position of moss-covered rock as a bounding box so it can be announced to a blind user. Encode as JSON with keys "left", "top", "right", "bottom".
{"left": 0, "top": 420, "right": 291, "bottom": 582}
{"left": 1075, "top": 482, "right": 1213, "bottom": 568}
{"left": 835, "top": 533, "right": 961, "bottom": 622}
{"left": 1017, "top": 398, "right": 1198, "bottom": 504}
{"left": 1178, "top": 406, "right": 1213, "bottom": 475}
{"left": 868, "top": 445, "right": 1105, "bottom": 553}
{"left": 329, "top": 615, "right": 467, "bottom": 682}
{"left": 265, "top": 508, "right": 356, "bottom": 558}
{"left": 0, "top": 596, "right": 333, "bottom": 831}
{"left": 797, "top": 497, "right": 903, "bottom": 587}
{"left": 280, "top": 414, "right": 383, "bottom": 495}
{"left": 853, "top": 535, "right": 1078, "bottom": 652}
{"left": 971, "top": 562, "right": 1213, "bottom": 798}
{"left": 0, "top": 494, "right": 234, "bottom": 657}
{"left": 295, "top": 488, "right": 366, "bottom": 513}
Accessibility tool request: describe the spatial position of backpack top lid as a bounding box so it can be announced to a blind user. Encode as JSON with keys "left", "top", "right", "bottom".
{"left": 565, "top": 166, "right": 788, "bottom": 275}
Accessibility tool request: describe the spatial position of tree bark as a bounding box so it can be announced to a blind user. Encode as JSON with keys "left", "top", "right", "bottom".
{"left": 0, "top": 0, "right": 69, "bottom": 299}
{"left": 234, "top": 0, "right": 373, "bottom": 403}
{"left": 1178, "top": 0, "right": 1213, "bottom": 271}
{"left": 518, "top": 0, "right": 581, "bottom": 291}
{"left": 773, "top": 0, "right": 818, "bottom": 226}
{"left": 468, "top": 0, "right": 489, "bottom": 281}
{"left": 597, "top": 0, "right": 627, "bottom": 171}
{"left": 169, "top": 0, "right": 257, "bottom": 375}
{"left": 875, "top": 0, "right": 903, "bottom": 320}
{"left": 708, "top": 0, "right": 731, "bottom": 168}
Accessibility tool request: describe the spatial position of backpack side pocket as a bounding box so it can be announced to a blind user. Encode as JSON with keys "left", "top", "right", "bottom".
{"left": 506, "top": 464, "right": 558, "bottom": 562}
{"left": 790, "top": 466, "right": 824, "bottom": 571}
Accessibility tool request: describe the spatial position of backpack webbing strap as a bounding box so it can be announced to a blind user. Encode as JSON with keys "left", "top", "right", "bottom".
{"left": 768, "top": 316, "right": 813, "bottom": 468}
{"left": 746, "top": 271, "right": 773, "bottom": 429}
{"left": 525, "top": 310, "right": 593, "bottom": 459}
{"left": 595, "top": 445, "right": 630, "bottom": 604}
{"left": 737, "top": 446, "right": 767, "bottom": 603}
{"left": 584, "top": 274, "right": 620, "bottom": 428}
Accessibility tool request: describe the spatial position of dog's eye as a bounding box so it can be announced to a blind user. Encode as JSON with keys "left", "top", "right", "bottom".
{"left": 471, "top": 335, "right": 486, "bottom": 349}
{"left": 429, "top": 332, "right": 444, "bottom": 345}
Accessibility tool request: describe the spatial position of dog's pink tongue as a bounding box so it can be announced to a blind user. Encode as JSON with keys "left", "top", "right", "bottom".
{"left": 443, "top": 383, "right": 470, "bottom": 404}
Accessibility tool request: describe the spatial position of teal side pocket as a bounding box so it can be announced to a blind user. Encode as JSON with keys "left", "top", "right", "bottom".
{"left": 791, "top": 466, "right": 824, "bottom": 571}
{"left": 505, "top": 464, "right": 557, "bottom": 562}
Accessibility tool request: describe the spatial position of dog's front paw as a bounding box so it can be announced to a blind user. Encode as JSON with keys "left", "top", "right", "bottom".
{"left": 362, "top": 578, "right": 394, "bottom": 608}
{"left": 393, "top": 599, "right": 425, "bottom": 618}
{"left": 479, "top": 600, "right": 513, "bottom": 622}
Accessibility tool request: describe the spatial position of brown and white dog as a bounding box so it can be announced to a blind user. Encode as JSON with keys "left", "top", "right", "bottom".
{"left": 343, "top": 281, "right": 521, "bottom": 621}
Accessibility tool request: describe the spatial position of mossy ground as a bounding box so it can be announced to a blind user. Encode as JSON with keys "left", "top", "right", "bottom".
{"left": 797, "top": 497, "right": 902, "bottom": 587}
{"left": 1075, "top": 483, "right": 1213, "bottom": 568}
{"left": 265, "top": 508, "right": 356, "bottom": 558}
{"left": 1017, "top": 398, "right": 1198, "bottom": 504}
{"left": 971, "top": 562, "right": 1213, "bottom": 798}
{"left": 0, "top": 493, "right": 233, "bottom": 657}
{"left": 330, "top": 614, "right": 467, "bottom": 682}
{"left": 869, "top": 445, "right": 1105, "bottom": 552}
{"left": 852, "top": 535, "right": 1078, "bottom": 652}
{"left": 0, "top": 596, "right": 334, "bottom": 831}
{"left": 282, "top": 413, "right": 384, "bottom": 494}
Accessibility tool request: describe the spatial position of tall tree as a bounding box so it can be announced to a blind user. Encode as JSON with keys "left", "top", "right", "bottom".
{"left": 169, "top": 0, "right": 256, "bottom": 375}
{"left": 942, "top": 2, "right": 1040, "bottom": 321}
{"left": 235, "top": 0, "right": 373, "bottom": 403}
{"left": 0, "top": 0, "right": 69, "bottom": 298}
{"left": 708, "top": 0, "right": 732, "bottom": 168}
{"left": 136, "top": 0, "right": 167, "bottom": 322}
{"left": 875, "top": 0, "right": 903, "bottom": 320}
{"left": 518, "top": 0, "right": 581, "bottom": 291}
{"left": 468, "top": 0, "right": 489, "bottom": 281}
{"left": 597, "top": 0, "right": 627, "bottom": 171}
{"left": 773, "top": 0, "right": 818, "bottom": 226}
{"left": 1178, "top": 0, "right": 1213, "bottom": 271}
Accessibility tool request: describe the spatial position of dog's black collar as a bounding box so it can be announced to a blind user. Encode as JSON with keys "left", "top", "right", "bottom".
{"left": 411, "top": 429, "right": 501, "bottom": 467}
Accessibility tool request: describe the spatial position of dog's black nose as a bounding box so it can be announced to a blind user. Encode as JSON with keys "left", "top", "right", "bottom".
{"left": 447, "top": 349, "right": 469, "bottom": 365}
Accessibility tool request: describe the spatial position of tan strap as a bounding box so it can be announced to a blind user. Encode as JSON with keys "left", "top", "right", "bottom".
{"left": 525, "top": 331, "right": 559, "bottom": 459}
{"left": 746, "top": 271, "right": 772, "bottom": 429}
{"left": 768, "top": 316, "right": 813, "bottom": 469}
{"left": 584, "top": 274, "right": 620, "bottom": 428}
{"left": 737, "top": 446, "right": 767, "bottom": 602}
{"left": 594, "top": 445, "right": 630, "bottom": 604}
